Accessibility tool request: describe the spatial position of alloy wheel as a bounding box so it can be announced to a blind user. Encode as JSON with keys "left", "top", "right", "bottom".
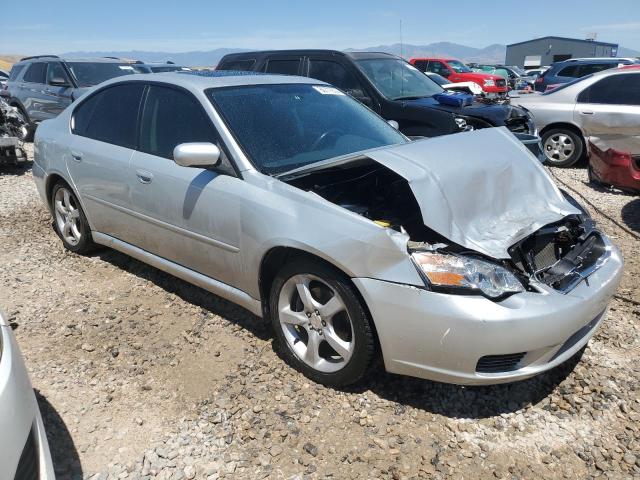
{"left": 544, "top": 133, "right": 575, "bottom": 163}
{"left": 277, "top": 274, "right": 355, "bottom": 373}
{"left": 54, "top": 187, "right": 82, "bottom": 246}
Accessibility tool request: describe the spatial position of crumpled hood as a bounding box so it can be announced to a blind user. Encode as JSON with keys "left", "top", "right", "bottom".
{"left": 365, "top": 127, "right": 580, "bottom": 259}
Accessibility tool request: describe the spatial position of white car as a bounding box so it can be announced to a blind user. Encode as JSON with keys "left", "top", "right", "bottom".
{"left": 0, "top": 310, "right": 55, "bottom": 479}
{"left": 514, "top": 66, "right": 640, "bottom": 167}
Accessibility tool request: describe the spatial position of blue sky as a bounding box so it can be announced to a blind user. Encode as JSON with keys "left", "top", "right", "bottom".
{"left": 2, "top": 0, "right": 639, "bottom": 54}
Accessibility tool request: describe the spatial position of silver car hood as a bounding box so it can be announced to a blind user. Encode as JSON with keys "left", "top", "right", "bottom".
{"left": 363, "top": 127, "right": 579, "bottom": 259}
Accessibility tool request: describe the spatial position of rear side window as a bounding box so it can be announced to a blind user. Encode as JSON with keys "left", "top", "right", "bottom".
{"left": 557, "top": 65, "right": 580, "bottom": 78}
{"left": 308, "top": 60, "right": 368, "bottom": 98}
{"left": 9, "top": 64, "right": 25, "bottom": 81}
{"left": 139, "top": 85, "right": 217, "bottom": 160}
{"left": 22, "top": 63, "right": 47, "bottom": 83}
{"left": 264, "top": 59, "right": 301, "bottom": 75}
{"left": 579, "top": 63, "right": 616, "bottom": 76}
{"left": 218, "top": 59, "right": 256, "bottom": 71}
{"left": 72, "top": 83, "right": 144, "bottom": 148}
{"left": 412, "top": 60, "right": 428, "bottom": 71}
{"left": 578, "top": 74, "right": 640, "bottom": 105}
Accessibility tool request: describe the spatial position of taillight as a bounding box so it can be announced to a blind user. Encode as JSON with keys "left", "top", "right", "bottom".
{"left": 604, "top": 148, "right": 632, "bottom": 167}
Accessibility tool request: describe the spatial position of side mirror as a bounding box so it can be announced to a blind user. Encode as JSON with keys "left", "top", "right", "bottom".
{"left": 49, "top": 77, "right": 70, "bottom": 87}
{"left": 387, "top": 120, "right": 400, "bottom": 130}
{"left": 174, "top": 142, "right": 221, "bottom": 168}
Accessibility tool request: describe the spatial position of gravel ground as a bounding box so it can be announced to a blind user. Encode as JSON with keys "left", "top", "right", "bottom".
{"left": 1, "top": 145, "right": 639, "bottom": 480}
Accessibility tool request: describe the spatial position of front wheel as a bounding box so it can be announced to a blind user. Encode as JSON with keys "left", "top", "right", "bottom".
{"left": 269, "top": 258, "right": 375, "bottom": 387}
{"left": 541, "top": 128, "right": 584, "bottom": 167}
{"left": 51, "top": 182, "right": 95, "bottom": 254}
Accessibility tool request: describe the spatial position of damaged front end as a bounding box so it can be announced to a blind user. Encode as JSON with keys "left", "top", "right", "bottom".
{"left": 0, "top": 97, "right": 28, "bottom": 166}
{"left": 281, "top": 127, "right": 614, "bottom": 299}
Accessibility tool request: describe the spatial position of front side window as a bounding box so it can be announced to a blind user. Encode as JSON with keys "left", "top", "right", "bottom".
{"left": 47, "top": 62, "right": 69, "bottom": 85}
{"left": 22, "top": 63, "right": 47, "bottom": 83}
{"left": 356, "top": 58, "right": 443, "bottom": 100}
{"left": 207, "top": 83, "right": 407, "bottom": 175}
{"left": 66, "top": 62, "right": 136, "bottom": 87}
{"left": 578, "top": 74, "right": 640, "bottom": 105}
{"left": 264, "top": 59, "right": 301, "bottom": 75}
{"left": 72, "top": 83, "right": 144, "bottom": 148}
{"left": 139, "top": 85, "right": 218, "bottom": 160}
{"left": 308, "top": 60, "right": 367, "bottom": 98}
{"left": 446, "top": 60, "right": 472, "bottom": 73}
{"left": 557, "top": 65, "right": 580, "bottom": 78}
{"left": 427, "top": 61, "right": 450, "bottom": 77}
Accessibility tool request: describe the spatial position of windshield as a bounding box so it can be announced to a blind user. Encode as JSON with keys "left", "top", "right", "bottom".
{"left": 355, "top": 58, "right": 443, "bottom": 100}
{"left": 67, "top": 62, "right": 136, "bottom": 87}
{"left": 447, "top": 60, "right": 472, "bottom": 73}
{"left": 208, "top": 83, "right": 407, "bottom": 175}
{"left": 541, "top": 74, "right": 594, "bottom": 95}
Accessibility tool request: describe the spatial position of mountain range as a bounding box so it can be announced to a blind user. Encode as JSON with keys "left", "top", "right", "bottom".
{"left": 56, "top": 42, "right": 640, "bottom": 67}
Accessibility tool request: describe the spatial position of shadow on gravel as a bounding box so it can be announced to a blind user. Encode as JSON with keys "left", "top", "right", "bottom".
{"left": 348, "top": 348, "right": 585, "bottom": 419}
{"left": 35, "top": 391, "right": 83, "bottom": 478}
{"left": 93, "top": 248, "right": 271, "bottom": 341}
{"left": 621, "top": 198, "right": 640, "bottom": 233}
{"left": 0, "top": 162, "right": 31, "bottom": 176}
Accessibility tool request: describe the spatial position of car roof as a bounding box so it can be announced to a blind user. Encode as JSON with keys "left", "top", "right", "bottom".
{"left": 551, "top": 58, "right": 638, "bottom": 67}
{"left": 219, "top": 49, "right": 399, "bottom": 62}
{"left": 97, "top": 70, "right": 324, "bottom": 91}
{"left": 15, "top": 55, "right": 131, "bottom": 65}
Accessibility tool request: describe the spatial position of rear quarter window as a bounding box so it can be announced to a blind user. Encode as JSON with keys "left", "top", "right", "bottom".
{"left": 217, "top": 59, "right": 256, "bottom": 71}
{"left": 9, "top": 64, "right": 26, "bottom": 81}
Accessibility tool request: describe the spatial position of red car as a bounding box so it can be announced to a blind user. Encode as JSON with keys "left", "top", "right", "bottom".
{"left": 410, "top": 58, "right": 508, "bottom": 94}
{"left": 588, "top": 141, "right": 640, "bottom": 193}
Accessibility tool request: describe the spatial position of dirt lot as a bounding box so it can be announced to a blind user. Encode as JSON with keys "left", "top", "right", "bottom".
{"left": 1, "top": 145, "right": 639, "bottom": 480}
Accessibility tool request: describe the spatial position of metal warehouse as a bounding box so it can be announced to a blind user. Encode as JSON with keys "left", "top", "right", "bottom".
{"left": 506, "top": 36, "right": 619, "bottom": 68}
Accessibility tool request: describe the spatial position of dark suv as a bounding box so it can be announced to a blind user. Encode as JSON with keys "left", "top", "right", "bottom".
{"left": 217, "top": 50, "right": 536, "bottom": 141}
{"left": 534, "top": 57, "right": 639, "bottom": 92}
{"left": 3, "top": 55, "right": 137, "bottom": 141}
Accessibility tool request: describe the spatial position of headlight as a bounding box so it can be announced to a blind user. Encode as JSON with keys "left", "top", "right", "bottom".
{"left": 454, "top": 116, "right": 473, "bottom": 131}
{"left": 483, "top": 79, "right": 495, "bottom": 87}
{"left": 411, "top": 251, "right": 524, "bottom": 299}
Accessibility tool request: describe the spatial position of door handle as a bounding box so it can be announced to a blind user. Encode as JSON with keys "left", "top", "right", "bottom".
{"left": 70, "top": 151, "right": 82, "bottom": 162}
{"left": 136, "top": 169, "right": 153, "bottom": 184}
{"left": 580, "top": 111, "right": 594, "bottom": 115}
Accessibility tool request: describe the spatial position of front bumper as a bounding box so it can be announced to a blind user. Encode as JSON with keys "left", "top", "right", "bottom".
{"left": 354, "top": 243, "right": 623, "bottom": 385}
{"left": 0, "top": 315, "right": 55, "bottom": 480}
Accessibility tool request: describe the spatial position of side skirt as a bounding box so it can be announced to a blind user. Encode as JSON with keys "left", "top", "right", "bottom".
{"left": 92, "top": 231, "right": 263, "bottom": 317}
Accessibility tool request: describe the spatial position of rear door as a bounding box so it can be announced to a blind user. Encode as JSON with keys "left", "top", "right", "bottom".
{"left": 128, "top": 84, "right": 243, "bottom": 286}
{"left": 67, "top": 82, "right": 145, "bottom": 241}
{"left": 20, "top": 62, "right": 48, "bottom": 121}
{"left": 40, "top": 62, "right": 74, "bottom": 119}
{"left": 575, "top": 72, "right": 640, "bottom": 143}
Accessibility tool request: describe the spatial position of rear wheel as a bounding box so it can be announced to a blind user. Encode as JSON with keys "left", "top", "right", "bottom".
{"left": 269, "top": 258, "right": 375, "bottom": 387}
{"left": 541, "top": 128, "right": 583, "bottom": 167}
{"left": 51, "top": 182, "right": 95, "bottom": 254}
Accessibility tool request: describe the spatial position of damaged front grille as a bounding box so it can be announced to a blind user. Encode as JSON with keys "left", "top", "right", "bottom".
{"left": 505, "top": 117, "right": 532, "bottom": 134}
{"left": 509, "top": 219, "right": 610, "bottom": 293}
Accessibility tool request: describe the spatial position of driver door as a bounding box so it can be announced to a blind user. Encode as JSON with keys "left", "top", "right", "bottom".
{"left": 128, "top": 84, "right": 243, "bottom": 287}
{"left": 41, "top": 62, "right": 74, "bottom": 119}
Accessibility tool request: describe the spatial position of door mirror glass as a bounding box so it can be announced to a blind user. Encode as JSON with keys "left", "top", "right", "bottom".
{"left": 49, "top": 77, "right": 70, "bottom": 87}
{"left": 387, "top": 120, "right": 399, "bottom": 130}
{"left": 174, "top": 142, "right": 221, "bottom": 168}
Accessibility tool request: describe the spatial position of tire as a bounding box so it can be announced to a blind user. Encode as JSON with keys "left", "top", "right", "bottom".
{"left": 269, "top": 257, "right": 375, "bottom": 387}
{"left": 51, "top": 182, "right": 95, "bottom": 254}
{"left": 541, "top": 128, "right": 584, "bottom": 167}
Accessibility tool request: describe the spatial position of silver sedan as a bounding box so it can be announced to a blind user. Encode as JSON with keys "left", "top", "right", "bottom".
{"left": 514, "top": 67, "right": 640, "bottom": 167}
{"left": 0, "top": 310, "right": 55, "bottom": 479}
{"left": 33, "top": 72, "right": 622, "bottom": 386}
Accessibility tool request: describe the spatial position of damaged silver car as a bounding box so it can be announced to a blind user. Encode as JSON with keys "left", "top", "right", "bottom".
{"left": 32, "top": 72, "right": 623, "bottom": 386}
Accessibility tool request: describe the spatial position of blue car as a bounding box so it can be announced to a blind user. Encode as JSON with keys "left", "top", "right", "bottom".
{"left": 534, "top": 57, "right": 639, "bottom": 92}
